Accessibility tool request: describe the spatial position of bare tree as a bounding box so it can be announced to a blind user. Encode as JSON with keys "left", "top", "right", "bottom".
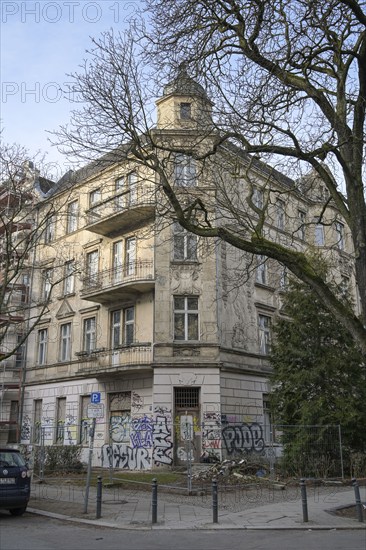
{"left": 0, "top": 142, "right": 76, "bottom": 363}
{"left": 52, "top": 0, "right": 366, "bottom": 353}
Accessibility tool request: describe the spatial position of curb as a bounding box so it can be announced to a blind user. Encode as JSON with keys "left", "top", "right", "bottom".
{"left": 27, "top": 507, "right": 366, "bottom": 531}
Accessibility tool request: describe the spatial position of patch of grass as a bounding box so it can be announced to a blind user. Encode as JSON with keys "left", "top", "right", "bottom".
{"left": 106, "top": 471, "right": 183, "bottom": 486}
{"left": 63, "top": 469, "right": 183, "bottom": 488}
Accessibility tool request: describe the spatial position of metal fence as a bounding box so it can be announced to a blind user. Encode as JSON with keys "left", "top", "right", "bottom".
{"left": 2, "top": 420, "right": 349, "bottom": 480}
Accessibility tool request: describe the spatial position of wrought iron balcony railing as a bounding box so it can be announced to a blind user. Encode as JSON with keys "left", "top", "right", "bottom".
{"left": 77, "top": 343, "right": 153, "bottom": 373}
{"left": 85, "top": 184, "right": 155, "bottom": 235}
{"left": 81, "top": 260, "right": 154, "bottom": 295}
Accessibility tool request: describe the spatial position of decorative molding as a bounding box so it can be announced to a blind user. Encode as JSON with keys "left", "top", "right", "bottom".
{"left": 173, "top": 346, "right": 201, "bottom": 357}
{"left": 254, "top": 301, "right": 276, "bottom": 313}
{"left": 79, "top": 305, "right": 101, "bottom": 314}
{"left": 83, "top": 238, "right": 103, "bottom": 249}
{"left": 37, "top": 317, "right": 51, "bottom": 325}
{"left": 56, "top": 298, "right": 76, "bottom": 319}
{"left": 170, "top": 264, "right": 202, "bottom": 293}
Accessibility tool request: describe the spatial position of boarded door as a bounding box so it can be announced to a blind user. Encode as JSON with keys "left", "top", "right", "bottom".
{"left": 174, "top": 387, "right": 201, "bottom": 465}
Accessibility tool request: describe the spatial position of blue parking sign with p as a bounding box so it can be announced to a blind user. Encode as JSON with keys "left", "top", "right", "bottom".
{"left": 91, "top": 392, "right": 101, "bottom": 404}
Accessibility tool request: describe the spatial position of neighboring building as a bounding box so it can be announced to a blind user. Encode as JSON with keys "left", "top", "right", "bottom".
{"left": 0, "top": 178, "right": 33, "bottom": 444}
{"left": 7, "top": 74, "right": 357, "bottom": 468}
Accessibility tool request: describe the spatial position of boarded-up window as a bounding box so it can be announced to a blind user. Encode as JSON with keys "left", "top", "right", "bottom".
{"left": 109, "top": 392, "right": 131, "bottom": 444}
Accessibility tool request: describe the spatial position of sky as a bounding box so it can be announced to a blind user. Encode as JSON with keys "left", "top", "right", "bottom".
{"left": 1, "top": 0, "right": 142, "bottom": 180}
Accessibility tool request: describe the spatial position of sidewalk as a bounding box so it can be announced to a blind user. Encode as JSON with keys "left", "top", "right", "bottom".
{"left": 27, "top": 481, "right": 366, "bottom": 530}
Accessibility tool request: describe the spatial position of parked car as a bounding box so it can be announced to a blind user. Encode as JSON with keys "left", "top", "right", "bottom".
{"left": 0, "top": 448, "right": 31, "bottom": 516}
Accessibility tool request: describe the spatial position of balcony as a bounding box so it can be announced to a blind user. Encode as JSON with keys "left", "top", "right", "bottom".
{"left": 0, "top": 220, "right": 32, "bottom": 236}
{"left": 0, "top": 313, "right": 24, "bottom": 327}
{"left": 77, "top": 344, "right": 153, "bottom": 376}
{"left": 85, "top": 185, "right": 155, "bottom": 236}
{"left": 80, "top": 260, "right": 155, "bottom": 303}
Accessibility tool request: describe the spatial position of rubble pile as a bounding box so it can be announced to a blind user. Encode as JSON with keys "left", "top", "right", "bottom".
{"left": 192, "top": 458, "right": 275, "bottom": 485}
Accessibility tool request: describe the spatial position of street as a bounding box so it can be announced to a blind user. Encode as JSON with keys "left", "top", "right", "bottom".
{"left": 0, "top": 512, "right": 364, "bottom": 550}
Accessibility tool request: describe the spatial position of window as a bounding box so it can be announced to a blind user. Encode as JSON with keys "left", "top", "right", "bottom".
{"left": 60, "top": 323, "right": 71, "bottom": 362}
{"left": 127, "top": 172, "right": 137, "bottom": 204}
{"left": 111, "top": 307, "right": 135, "bottom": 347}
{"left": 66, "top": 200, "right": 78, "bottom": 233}
{"left": 256, "top": 255, "right": 267, "bottom": 285}
{"left": 42, "top": 268, "right": 52, "bottom": 301}
{"left": 124, "top": 307, "right": 134, "bottom": 345}
{"left": 21, "top": 273, "right": 30, "bottom": 302}
{"left": 112, "top": 240, "right": 123, "bottom": 282}
{"left": 125, "top": 237, "right": 136, "bottom": 276}
{"left": 55, "top": 397, "right": 66, "bottom": 444}
{"left": 89, "top": 188, "right": 101, "bottom": 207}
{"left": 44, "top": 214, "right": 55, "bottom": 243}
{"left": 37, "top": 328, "right": 48, "bottom": 365}
{"left": 174, "top": 154, "right": 196, "bottom": 186}
{"left": 276, "top": 199, "right": 285, "bottom": 230}
{"left": 111, "top": 310, "right": 122, "bottom": 348}
{"left": 280, "top": 266, "right": 288, "bottom": 289}
{"left": 180, "top": 102, "right": 192, "bottom": 120}
{"left": 83, "top": 317, "right": 96, "bottom": 353}
{"left": 115, "top": 177, "right": 125, "bottom": 209}
{"left": 263, "top": 396, "right": 273, "bottom": 443}
{"left": 315, "top": 223, "right": 325, "bottom": 246}
{"left": 109, "top": 391, "right": 131, "bottom": 444}
{"left": 253, "top": 187, "right": 264, "bottom": 210}
{"left": 174, "top": 296, "right": 199, "bottom": 341}
{"left": 297, "top": 210, "right": 306, "bottom": 240}
{"left": 258, "top": 314, "right": 271, "bottom": 355}
{"left": 173, "top": 222, "right": 197, "bottom": 261}
{"left": 86, "top": 250, "right": 99, "bottom": 286}
{"left": 175, "top": 387, "right": 200, "bottom": 409}
{"left": 15, "top": 335, "right": 24, "bottom": 369}
{"left": 63, "top": 261, "right": 75, "bottom": 295}
{"left": 33, "top": 399, "right": 42, "bottom": 444}
{"left": 335, "top": 221, "right": 345, "bottom": 250}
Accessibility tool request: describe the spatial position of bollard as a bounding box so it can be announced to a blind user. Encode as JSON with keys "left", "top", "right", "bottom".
{"left": 352, "top": 478, "right": 364, "bottom": 523}
{"left": 96, "top": 476, "right": 102, "bottom": 519}
{"left": 212, "top": 478, "right": 218, "bottom": 524}
{"left": 152, "top": 478, "right": 158, "bottom": 524}
{"left": 300, "top": 479, "right": 308, "bottom": 523}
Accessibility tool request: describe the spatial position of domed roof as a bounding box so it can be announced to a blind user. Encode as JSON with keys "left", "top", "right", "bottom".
{"left": 163, "top": 66, "right": 207, "bottom": 98}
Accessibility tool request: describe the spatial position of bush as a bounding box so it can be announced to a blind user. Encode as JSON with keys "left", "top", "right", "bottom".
{"left": 349, "top": 452, "right": 366, "bottom": 478}
{"left": 34, "top": 445, "right": 84, "bottom": 474}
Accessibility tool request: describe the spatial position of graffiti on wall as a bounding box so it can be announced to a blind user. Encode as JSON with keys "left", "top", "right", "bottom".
{"left": 174, "top": 415, "right": 200, "bottom": 440}
{"left": 152, "top": 409, "right": 173, "bottom": 466}
{"left": 110, "top": 413, "right": 130, "bottom": 443}
{"left": 222, "top": 423, "right": 265, "bottom": 455}
{"left": 202, "top": 412, "right": 221, "bottom": 450}
{"left": 65, "top": 414, "right": 77, "bottom": 444}
{"left": 101, "top": 444, "right": 150, "bottom": 470}
{"left": 20, "top": 415, "right": 31, "bottom": 441}
{"left": 131, "top": 391, "right": 143, "bottom": 412}
{"left": 130, "top": 415, "right": 153, "bottom": 449}
{"left": 177, "top": 446, "right": 194, "bottom": 462}
{"left": 41, "top": 413, "right": 54, "bottom": 440}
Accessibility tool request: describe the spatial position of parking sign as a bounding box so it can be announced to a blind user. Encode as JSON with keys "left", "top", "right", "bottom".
{"left": 90, "top": 392, "right": 101, "bottom": 404}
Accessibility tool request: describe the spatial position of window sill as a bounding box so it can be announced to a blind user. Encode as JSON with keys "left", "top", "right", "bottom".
{"left": 171, "top": 260, "right": 199, "bottom": 265}
{"left": 173, "top": 341, "right": 201, "bottom": 345}
{"left": 254, "top": 282, "right": 275, "bottom": 291}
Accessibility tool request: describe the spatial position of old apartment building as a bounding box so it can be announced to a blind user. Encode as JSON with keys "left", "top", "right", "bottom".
{"left": 1, "top": 74, "right": 358, "bottom": 469}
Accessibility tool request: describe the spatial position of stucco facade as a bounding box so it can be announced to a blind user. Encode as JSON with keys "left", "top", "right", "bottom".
{"left": 2, "top": 74, "right": 357, "bottom": 468}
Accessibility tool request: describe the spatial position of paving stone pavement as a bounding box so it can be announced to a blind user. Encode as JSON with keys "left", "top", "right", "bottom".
{"left": 27, "top": 480, "right": 366, "bottom": 530}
